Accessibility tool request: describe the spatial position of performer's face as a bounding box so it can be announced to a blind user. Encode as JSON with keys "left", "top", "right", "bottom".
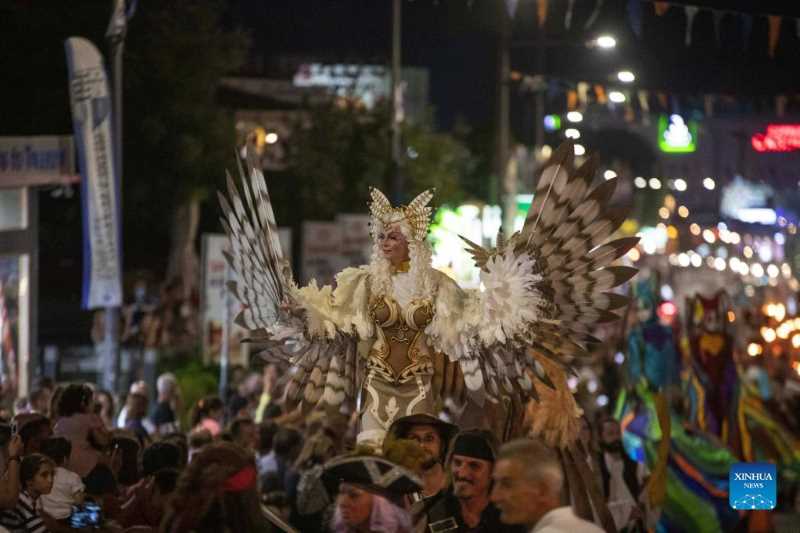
{"left": 336, "top": 483, "right": 373, "bottom": 528}
{"left": 378, "top": 225, "right": 410, "bottom": 265}
{"left": 451, "top": 454, "right": 492, "bottom": 499}
{"left": 406, "top": 424, "right": 443, "bottom": 460}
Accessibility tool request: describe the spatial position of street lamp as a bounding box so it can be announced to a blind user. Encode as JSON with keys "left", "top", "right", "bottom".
{"left": 609, "top": 90, "right": 626, "bottom": 103}
{"left": 566, "top": 111, "right": 583, "bottom": 123}
{"left": 617, "top": 70, "right": 635, "bottom": 83}
{"left": 595, "top": 35, "right": 617, "bottom": 49}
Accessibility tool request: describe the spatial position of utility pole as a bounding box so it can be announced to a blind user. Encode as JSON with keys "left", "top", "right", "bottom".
{"left": 534, "top": 12, "right": 546, "bottom": 167}
{"left": 105, "top": 0, "right": 129, "bottom": 395}
{"left": 495, "top": 0, "right": 513, "bottom": 236}
{"left": 390, "top": 0, "right": 404, "bottom": 204}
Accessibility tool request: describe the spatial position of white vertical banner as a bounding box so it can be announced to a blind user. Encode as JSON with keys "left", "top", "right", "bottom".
{"left": 65, "top": 37, "right": 122, "bottom": 309}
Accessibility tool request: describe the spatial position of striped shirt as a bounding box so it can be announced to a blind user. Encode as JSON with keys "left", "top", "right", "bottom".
{"left": 0, "top": 491, "right": 48, "bottom": 533}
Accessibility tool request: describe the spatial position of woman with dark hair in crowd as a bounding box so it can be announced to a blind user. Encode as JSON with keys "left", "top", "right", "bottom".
{"left": 161, "top": 441, "right": 278, "bottom": 533}
{"left": 124, "top": 393, "right": 151, "bottom": 448}
{"left": 53, "top": 384, "right": 112, "bottom": 481}
{"left": 93, "top": 390, "right": 116, "bottom": 430}
{"left": 111, "top": 435, "right": 141, "bottom": 492}
{"left": 48, "top": 384, "right": 64, "bottom": 421}
{"left": 190, "top": 396, "right": 224, "bottom": 438}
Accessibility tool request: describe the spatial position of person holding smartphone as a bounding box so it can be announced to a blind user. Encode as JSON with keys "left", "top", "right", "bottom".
{"left": 0, "top": 426, "right": 23, "bottom": 510}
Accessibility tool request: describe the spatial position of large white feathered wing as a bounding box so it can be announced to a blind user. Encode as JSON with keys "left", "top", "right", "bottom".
{"left": 456, "top": 142, "right": 639, "bottom": 446}
{"left": 219, "top": 166, "right": 359, "bottom": 412}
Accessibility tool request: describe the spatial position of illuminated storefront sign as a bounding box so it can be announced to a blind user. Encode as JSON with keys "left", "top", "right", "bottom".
{"left": 658, "top": 114, "right": 697, "bottom": 153}
{"left": 751, "top": 124, "right": 800, "bottom": 152}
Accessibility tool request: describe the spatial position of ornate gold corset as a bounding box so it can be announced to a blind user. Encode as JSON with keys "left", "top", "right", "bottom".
{"left": 367, "top": 295, "right": 434, "bottom": 382}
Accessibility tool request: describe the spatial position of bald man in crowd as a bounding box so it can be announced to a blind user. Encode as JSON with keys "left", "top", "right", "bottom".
{"left": 491, "top": 438, "right": 603, "bottom": 533}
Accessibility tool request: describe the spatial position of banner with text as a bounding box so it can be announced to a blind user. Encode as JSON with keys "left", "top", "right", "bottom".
{"left": 0, "top": 136, "right": 77, "bottom": 188}
{"left": 65, "top": 37, "right": 122, "bottom": 309}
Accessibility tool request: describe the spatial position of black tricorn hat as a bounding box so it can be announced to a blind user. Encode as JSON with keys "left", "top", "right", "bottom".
{"left": 321, "top": 455, "right": 422, "bottom": 501}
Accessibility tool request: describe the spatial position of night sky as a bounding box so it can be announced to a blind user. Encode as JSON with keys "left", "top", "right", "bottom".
{"left": 232, "top": 0, "right": 800, "bottom": 129}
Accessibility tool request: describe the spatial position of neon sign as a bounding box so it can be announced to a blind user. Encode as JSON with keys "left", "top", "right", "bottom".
{"left": 658, "top": 114, "right": 697, "bottom": 153}
{"left": 751, "top": 124, "right": 800, "bottom": 152}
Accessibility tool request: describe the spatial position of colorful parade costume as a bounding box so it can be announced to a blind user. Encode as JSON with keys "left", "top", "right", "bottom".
{"left": 219, "top": 143, "right": 637, "bottom": 446}
{"left": 618, "top": 286, "right": 800, "bottom": 532}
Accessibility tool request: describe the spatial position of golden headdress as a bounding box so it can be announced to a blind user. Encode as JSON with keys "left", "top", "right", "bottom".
{"left": 368, "top": 187, "right": 434, "bottom": 242}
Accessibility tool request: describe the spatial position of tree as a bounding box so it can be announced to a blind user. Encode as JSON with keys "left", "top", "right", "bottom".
{"left": 124, "top": 0, "right": 249, "bottom": 291}
{"left": 272, "top": 100, "right": 474, "bottom": 231}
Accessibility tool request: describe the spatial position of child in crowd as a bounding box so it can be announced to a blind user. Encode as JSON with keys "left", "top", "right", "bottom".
{"left": 0, "top": 453, "right": 55, "bottom": 533}
{"left": 39, "top": 437, "right": 85, "bottom": 521}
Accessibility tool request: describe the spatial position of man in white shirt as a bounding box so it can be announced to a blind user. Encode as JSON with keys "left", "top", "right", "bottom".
{"left": 491, "top": 438, "right": 603, "bottom": 533}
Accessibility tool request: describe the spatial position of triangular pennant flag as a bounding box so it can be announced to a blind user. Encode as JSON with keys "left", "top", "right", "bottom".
{"left": 685, "top": 6, "right": 699, "bottom": 46}
{"left": 656, "top": 92, "right": 668, "bottom": 110}
{"left": 594, "top": 84, "right": 607, "bottom": 104}
{"left": 577, "top": 82, "right": 590, "bottom": 107}
{"left": 505, "top": 0, "right": 519, "bottom": 19}
{"left": 584, "top": 0, "right": 604, "bottom": 29}
{"left": 776, "top": 94, "right": 787, "bottom": 117}
{"left": 654, "top": 2, "right": 669, "bottom": 16}
{"left": 627, "top": 0, "right": 643, "bottom": 38}
{"left": 671, "top": 95, "right": 681, "bottom": 115}
{"left": 741, "top": 14, "right": 753, "bottom": 52}
{"left": 704, "top": 94, "right": 715, "bottom": 117}
{"left": 567, "top": 90, "right": 578, "bottom": 110}
{"left": 638, "top": 90, "right": 651, "bottom": 125}
{"left": 565, "top": 0, "right": 576, "bottom": 29}
{"left": 624, "top": 103, "right": 636, "bottom": 123}
{"left": 768, "top": 15, "right": 781, "bottom": 58}
{"left": 713, "top": 11, "right": 724, "bottom": 45}
{"left": 537, "top": 0, "right": 548, "bottom": 28}
{"left": 638, "top": 90, "right": 650, "bottom": 113}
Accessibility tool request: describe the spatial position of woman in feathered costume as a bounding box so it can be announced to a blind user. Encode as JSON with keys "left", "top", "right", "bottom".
{"left": 219, "top": 143, "right": 638, "bottom": 446}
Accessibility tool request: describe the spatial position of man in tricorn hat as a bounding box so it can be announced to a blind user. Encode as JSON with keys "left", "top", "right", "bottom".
{"left": 386, "top": 413, "right": 459, "bottom": 498}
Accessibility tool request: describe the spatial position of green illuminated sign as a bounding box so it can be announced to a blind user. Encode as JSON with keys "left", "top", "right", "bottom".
{"left": 658, "top": 114, "right": 697, "bottom": 153}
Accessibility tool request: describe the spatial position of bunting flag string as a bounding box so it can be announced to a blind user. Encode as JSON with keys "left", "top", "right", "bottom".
{"left": 445, "top": 0, "right": 795, "bottom": 60}
{"left": 512, "top": 71, "right": 799, "bottom": 126}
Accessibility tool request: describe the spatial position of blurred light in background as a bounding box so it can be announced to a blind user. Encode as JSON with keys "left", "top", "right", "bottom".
{"left": 617, "top": 70, "right": 635, "bottom": 83}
